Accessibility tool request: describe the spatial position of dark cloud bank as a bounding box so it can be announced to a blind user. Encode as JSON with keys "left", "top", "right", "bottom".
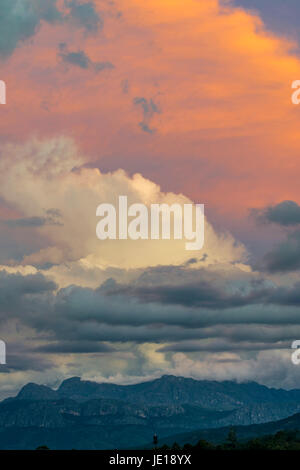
{"left": 0, "top": 0, "right": 102, "bottom": 58}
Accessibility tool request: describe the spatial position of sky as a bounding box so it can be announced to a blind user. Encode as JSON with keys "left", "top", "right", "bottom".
{"left": 1, "top": 0, "right": 300, "bottom": 397}
{"left": 234, "top": 0, "right": 300, "bottom": 41}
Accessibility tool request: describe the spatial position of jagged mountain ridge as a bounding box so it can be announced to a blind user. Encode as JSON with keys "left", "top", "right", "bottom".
{"left": 1, "top": 375, "right": 300, "bottom": 449}
{"left": 13, "top": 375, "right": 300, "bottom": 409}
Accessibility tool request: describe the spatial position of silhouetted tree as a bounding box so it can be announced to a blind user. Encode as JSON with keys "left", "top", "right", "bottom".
{"left": 226, "top": 427, "right": 237, "bottom": 449}
{"left": 195, "top": 439, "right": 215, "bottom": 450}
{"left": 171, "top": 442, "right": 181, "bottom": 451}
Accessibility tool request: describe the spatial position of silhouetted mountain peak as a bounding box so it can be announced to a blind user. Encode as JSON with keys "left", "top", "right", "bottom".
{"left": 159, "top": 375, "right": 186, "bottom": 382}
{"left": 58, "top": 377, "right": 81, "bottom": 389}
{"left": 58, "top": 376, "right": 106, "bottom": 400}
{"left": 17, "top": 383, "right": 57, "bottom": 401}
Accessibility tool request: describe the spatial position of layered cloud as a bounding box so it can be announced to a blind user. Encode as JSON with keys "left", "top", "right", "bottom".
{"left": 2, "top": 255, "right": 300, "bottom": 393}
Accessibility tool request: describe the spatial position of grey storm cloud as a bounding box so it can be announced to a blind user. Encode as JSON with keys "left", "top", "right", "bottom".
{"left": 0, "top": 340, "right": 55, "bottom": 373}
{"left": 252, "top": 201, "right": 300, "bottom": 272}
{"left": 158, "top": 340, "right": 290, "bottom": 353}
{"left": 99, "top": 265, "right": 274, "bottom": 309}
{"left": 112, "top": 271, "right": 300, "bottom": 308}
{"left": 252, "top": 200, "right": 300, "bottom": 226}
{"left": 35, "top": 341, "right": 115, "bottom": 354}
{"left": 58, "top": 44, "right": 114, "bottom": 72}
{"left": 3, "top": 264, "right": 300, "bottom": 380}
{"left": 0, "top": 0, "right": 101, "bottom": 58}
{"left": 4, "top": 266, "right": 300, "bottom": 353}
{"left": 133, "top": 97, "right": 160, "bottom": 133}
{"left": 0, "top": 270, "right": 57, "bottom": 321}
{"left": 261, "top": 230, "right": 300, "bottom": 272}
{"left": 0, "top": 208, "right": 63, "bottom": 265}
{"left": 109, "top": 280, "right": 270, "bottom": 309}
{"left": 0, "top": 270, "right": 56, "bottom": 297}
{"left": 0, "top": 353, "right": 54, "bottom": 373}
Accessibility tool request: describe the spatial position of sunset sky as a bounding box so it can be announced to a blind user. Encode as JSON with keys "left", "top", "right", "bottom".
{"left": 1, "top": 0, "right": 300, "bottom": 397}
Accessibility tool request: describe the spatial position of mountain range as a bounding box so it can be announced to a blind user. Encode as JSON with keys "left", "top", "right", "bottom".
{"left": 1, "top": 375, "right": 300, "bottom": 449}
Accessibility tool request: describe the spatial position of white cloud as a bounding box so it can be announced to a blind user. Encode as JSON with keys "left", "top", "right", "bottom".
{"left": 0, "top": 136, "right": 247, "bottom": 286}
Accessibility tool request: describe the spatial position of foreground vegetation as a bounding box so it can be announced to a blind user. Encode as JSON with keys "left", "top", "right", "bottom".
{"left": 154, "top": 429, "right": 300, "bottom": 451}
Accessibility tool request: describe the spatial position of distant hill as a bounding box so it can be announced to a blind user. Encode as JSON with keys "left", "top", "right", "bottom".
{"left": 1, "top": 375, "right": 300, "bottom": 449}
{"left": 144, "top": 410, "right": 300, "bottom": 448}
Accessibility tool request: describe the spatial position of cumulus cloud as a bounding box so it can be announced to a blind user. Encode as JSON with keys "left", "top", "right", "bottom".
{"left": 0, "top": 136, "right": 256, "bottom": 391}
{"left": 0, "top": 136, "right": 246, "bottom": 271}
